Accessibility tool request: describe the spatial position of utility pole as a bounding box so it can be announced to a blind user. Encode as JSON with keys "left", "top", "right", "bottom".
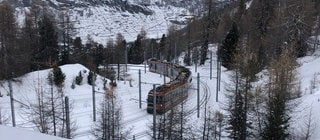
{"left": 195, "top": 49, "right": 198, "bottom": 73}
{"left": 65, "top": 96, "right": 71, "bottom": 139}
{"left": 216, "top": 46, "right": 220, "bottom": 102}
{"left": 163, "top": 73, "right": 166, "bottom": 84}
{"left": 117, "top": 62, "right": 120, "bottom": 80}
{"left": 210, "top": 51, "right": 212, "bottom": 80}
{"left": 125, "top": 45, "right": 128, "bottom": 72}
{"left": 174, "top": 43, "right": 177, "bottom": 63}
{"left": 50, "top": 73, "right": 56, "bottom": 136}
{"left": 197, "top": 73, "right": 200, "bottom": 118}
{"left": 153, "top": 84, "right": 157, "bottom": 139}
{"left": 9, "top": 79, "right": 15, "bottom": 127}
{"left": 151, "top": 41, "right": 154, "bottom": 58}
{"left": 92, "top": 72, "right": 96, "bottom": 121}
{"left": 144, "top": 45, "right": 147, "bottom": 73}
{"left": 219, "top": 59, "right": 221, "bottom": 91}
{"left": 139, "top": 70, "right": 142, "bottom": 109}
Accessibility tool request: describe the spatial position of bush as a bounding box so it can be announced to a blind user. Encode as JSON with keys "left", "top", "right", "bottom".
{"left": 75, "top": 71, "right": 83, "bottom": 85}
{"left": 71, "top": 80, "right": 76, "bottom": 89}
{"left": 109, "top": 81, "right": 117, "bottom": 87}
{"left": 87, "top": 71, "right": 96, "bottom": 85}
{"left": 53, "top": 66, "right": 66, "bottom": 87}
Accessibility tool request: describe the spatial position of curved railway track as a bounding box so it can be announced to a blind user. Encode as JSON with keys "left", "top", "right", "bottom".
{"left": 122, "top": 109, "right": 148, "bottom": 125}
{"left": 185, "top": 79, "right": 210, "bottom": 116}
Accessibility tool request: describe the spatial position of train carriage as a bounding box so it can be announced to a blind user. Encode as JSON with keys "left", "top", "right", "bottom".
{"left": 147, "top": 59, "right": 192, "bottom": 114}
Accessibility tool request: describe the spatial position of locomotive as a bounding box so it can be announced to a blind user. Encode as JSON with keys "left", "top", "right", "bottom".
{"left": 146, "top": 59, "right": 192, "bottom": 114}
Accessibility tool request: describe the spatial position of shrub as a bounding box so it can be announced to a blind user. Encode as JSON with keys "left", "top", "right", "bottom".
{"left": 87, "top": 71, "right": 96, "bottom": 85}
{"left": 75, "top": 71, "right": 83, "bottom": 85}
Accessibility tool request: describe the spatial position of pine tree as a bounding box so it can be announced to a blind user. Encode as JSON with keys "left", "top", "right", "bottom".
{"left": 87, "top": 71, "right": 95, "bottom": 85}
{"left": 52, "top": 66, "right": 66, "bottom": 91}
{"left": 128, "top": 34, "right": 144, "bottom": 64}
{"left": 71, "top": 37, "right": 85, "bottom": 64}
{"left": 75, "top": 71, "right": 83, "bottom": 85}
{"left": 115, "top": 33, "right": 126, "bottom": 64}
{"left": 218, "top": 22, "right": 239, "bottom": 69}
{"left": 159, "top": 34, "right": 166, "bottom": 60}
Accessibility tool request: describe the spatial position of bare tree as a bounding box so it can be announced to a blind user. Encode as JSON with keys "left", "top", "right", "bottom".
{"left": 92, "top": 89, "right": 129, "bottom": 140}
{"left": 21, "top": 70, "right": 76, "bottom": 138}
{"left": 0, "top": 2, "right": 18, "bottom": 80}
{"left": 151, "top": 99, "right": 194, "bottom": 140}
{"left": 0, "top": 107, "right": 9, "bottom": 125}
{"left": 262, "top": 47, "right": 300, "bottom": 139}
{"left": 282, "top": 0, "right": 313, "bottom": 57}
{"left": 202, "top": 110, "right": 224, "bottom": 140}
{"left": 298, "top": 107, "right": 317, "bottom": 140}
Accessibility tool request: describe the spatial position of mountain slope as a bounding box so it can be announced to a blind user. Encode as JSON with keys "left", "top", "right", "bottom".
{"left": 14, "top": 0, "right": 203, "bottom": 43}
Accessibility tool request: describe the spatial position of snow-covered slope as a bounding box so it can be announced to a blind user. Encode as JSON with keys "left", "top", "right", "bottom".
{"left": 0, "top": 125, "right": 67, "bottom": 140}
{"left": 14, "top": 0, "right": 202, "bottom": 44}
{"left": 70, "top": 5, "right": 190, "bottom": 43}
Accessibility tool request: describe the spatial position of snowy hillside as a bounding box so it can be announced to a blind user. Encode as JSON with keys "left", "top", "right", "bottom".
{"left": 14, "top": 0, "right": 203, "bottom": 44}
{"left": 0, "top": 125, "right": 67, "bottom": 140}
{"left": 69, "top": 4, "right": 190, "bottom": 43}
{"left": 1, "top": 45, "right": 320, "bottom": 139}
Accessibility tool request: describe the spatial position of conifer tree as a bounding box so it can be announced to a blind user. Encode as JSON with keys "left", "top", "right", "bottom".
{"left": 128, "top": 34, "right": 144, "bottom": 64}
{"left": 71, "top": 37, "right": 86, "bottom": 64}
{"left": 35, "top": 15, "right": 59, "bottom": 69}
{"left": 87, "top": 71, "right": 95, "bottom": 85}
{"left": 218, "top": 22, "right": 239, "bottom": 69}
{"left": 159, "top": 34, "right": 166, "bottom": 60}
{"left": 52, "top": 66, "right": 66, "bottom": 88}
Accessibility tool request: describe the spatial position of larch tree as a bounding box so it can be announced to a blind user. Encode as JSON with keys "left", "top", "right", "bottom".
{"left": 200, "top": 0, "right": 224, "bottom": 65}
{"left": 262, "top": 47, "right": 300, "bottom": 139}
{"left": 224, "top": 33, "right": 261, "bottom": 139}
{"left": 247, "top": 0, "right": 277, "bottom": 69}
{"left": 34, "top": 14, "right": 59, "bottom": 69}
{"left": 282, "top": 0, "right": 313, "bottom": 57}
{"left": 92, "top": 90, "right": 129, "bottom": 140}
{"left": 152, "top": 102, "right": 194, "bottom": 140}
{"left": 0, "top": 2, "right": 17, "bottom": 80}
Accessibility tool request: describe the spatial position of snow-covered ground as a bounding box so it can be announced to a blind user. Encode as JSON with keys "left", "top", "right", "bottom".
{"left": 1, "top": 45, "right": 320, "bottom": 139}
{"left": 0, "top": 125, "right": 67, "bottom": 140}
{"left": 70, "top": 5, "right": 190, "bottom": 44}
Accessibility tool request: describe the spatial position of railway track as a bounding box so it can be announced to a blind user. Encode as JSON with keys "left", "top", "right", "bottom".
{"left": 122, "top": 109, "right": 148, "bottom": 125}
{"left": 185, "top": 79, "right": 210, "bottom": 116}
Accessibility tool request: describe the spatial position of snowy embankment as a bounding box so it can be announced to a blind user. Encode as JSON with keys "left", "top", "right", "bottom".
{"left": 0, "top": 125, "right": 66, "bottom": 140}
{"left": 290, "top": 51, "right": 320, "bottom": 139}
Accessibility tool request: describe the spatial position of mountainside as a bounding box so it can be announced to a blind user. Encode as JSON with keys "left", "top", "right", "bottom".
{"left": 15, "top": 0, "right": 203, "bottom": 43}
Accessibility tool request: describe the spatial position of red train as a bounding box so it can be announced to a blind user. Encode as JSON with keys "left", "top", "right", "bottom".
{"left": 146, "top": 59, "right": 192, "bottom": 114}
